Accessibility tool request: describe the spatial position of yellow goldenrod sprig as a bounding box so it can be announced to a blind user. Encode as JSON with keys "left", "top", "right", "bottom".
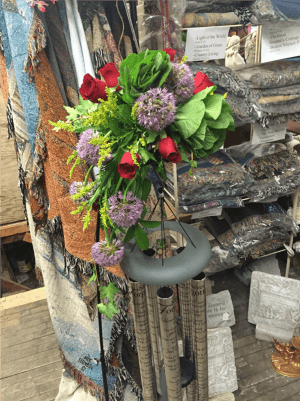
{"left": 127, "top": 143, "right": 140, "bottom": 166}
{"left": 131, "top": 103, "right": 139, "bottom": 120}
{"left": 179, "top": 55, "right": 188, "bottom": 65}
{"left": 70, "top": 181, "right": 96, "bottom": 201}
{"left": 83, "top": 88, "right": 118, "bottom": 129}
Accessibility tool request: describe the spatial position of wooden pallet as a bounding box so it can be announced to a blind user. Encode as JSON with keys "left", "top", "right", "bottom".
{"left": 0, "top": 288, "right": 63, "bottom": 401}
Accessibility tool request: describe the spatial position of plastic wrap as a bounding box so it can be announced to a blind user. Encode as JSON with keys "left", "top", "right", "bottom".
{"left": 164, "top": 150, "right": 253, "bottom": 207}
{"left": 222, "top": 202, "right": 294, "bottom": 243}
{"left": 139, "top": 0, "right": 185, "bottom": 56}
{"left": 177, "top": 197, "right": 244, "bottom": 214}
{"left": 233, "top": 61, "right": 300, "bottom": 90}
{"left": 249, "top": 85, "right": 300, "bottom": 115}
{"left": 226, "top": 142, "right": 300, "bottom": 201}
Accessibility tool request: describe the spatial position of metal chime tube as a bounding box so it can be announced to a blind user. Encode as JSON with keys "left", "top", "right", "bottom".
{"left": 191, "top": 272, "right": 209, "bottom": 401}
{"left": 178, "top": 281, "right": 196, "bottom": 401}
{"left": 157, "top": 287, "right": 183, "bottom": 401}
{"left": 146, "top": 285, "right": 163, "bottom": 394}
{"left": 129, "top": 279, "right": 157, "bottom": 401}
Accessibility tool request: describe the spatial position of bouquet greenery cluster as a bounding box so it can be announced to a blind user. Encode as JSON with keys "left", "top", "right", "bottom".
{"left": 51, "top": 47, "right": 234, "bottom": 281}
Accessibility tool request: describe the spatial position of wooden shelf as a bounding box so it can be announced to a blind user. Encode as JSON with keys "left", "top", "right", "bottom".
{"left": 0, "top": 221, "right": 29, "bottom": 238}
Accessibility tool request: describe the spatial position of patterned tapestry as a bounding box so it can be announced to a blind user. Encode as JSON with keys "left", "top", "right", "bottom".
{"left": 0, "top": 1, "right": 145, "bottom": 400}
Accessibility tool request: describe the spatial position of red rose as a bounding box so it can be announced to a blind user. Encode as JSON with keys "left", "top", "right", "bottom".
{"left": 98, "top": 63, "right": 121, "bottom": 90}
{"left": 163, "top": 48, "right": 176, "bottom": 62}
{"left": 193, "top": 71, "right": 214, "bottom": 95}
{"left": 158, "top": 137, "right": 181, "bottom": 164}
{"left": 118, "top": 152, "right": 140, "bottom": 180}
{"left": 79, "top": 74, "right": 107, "bottom": 103}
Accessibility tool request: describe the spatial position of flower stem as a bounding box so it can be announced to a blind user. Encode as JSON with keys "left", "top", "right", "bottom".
{"left": 109, "top": 227, "right": 117, "bottom": 244}
{"left": 104, "top": 226, "right": 110, "bottom": 246}
{"left": 84, "top": 165, "right": 94, "bottom": 187}
{"left": 115, "top": 177, "right": 123, "bottom": 193}
{"left": 123, "top": 176, "right": 136, "bottom": 202}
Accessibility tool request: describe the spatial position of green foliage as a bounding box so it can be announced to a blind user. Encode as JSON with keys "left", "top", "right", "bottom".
{"left": 67, "top": 150, "right": 78, "bottom": 165}
{"left": 49, "top": 119, "right": 74, "bottom": 132}
{"left": 139, "top": 219, "right": 161, "bottom": 228}
{"left": 70, "top": 157, "right": 81, "bottom": 178}
{"left": 118, "top": 50, "right": 172, "bottom": 105}
{"left": 174, "top": 97, "right": 205, "bottom": 138}
{"left": 134, "top": 223, "right": 149, "bottom": 250}
{"left": 97, "top": 301, "right": 119, "bottom": 320}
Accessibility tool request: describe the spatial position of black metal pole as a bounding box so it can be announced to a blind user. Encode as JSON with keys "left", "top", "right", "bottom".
{"left": 95, "top": 211, "right": 110, "bottom": 401}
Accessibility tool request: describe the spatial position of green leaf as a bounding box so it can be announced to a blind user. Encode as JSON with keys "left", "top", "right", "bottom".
{"left": 88, "top": 270, "right": 97, "bottom": 285}
{"left": 139, "top": 219, "right": 161, "bottom": 228}
{"left": 208, "top": 130, "right": 226, "bottom": 153}
{"left": 154, "top": 52, "right": 163, "bottom": 70}
{"left": 175, "top": 98, "right": 205, "bottom": 138}
{"left": 100, "top": 282, "right": 119, "bottom": 302}
{"left": 97, "top": 301, "right": 120, "bottom": 320}
{"left": 141, "top": 178, "right": 152, "bottom": 202}
{"left": 146, "top": 130, "right": 159, "bottom": 144}
{"left": 206, "top": 112, "right": 231, "bottom": 130}
{"left": 202, "top": 127, "right": 220, "bottom": 150}
{"left": 139, "top": 147, "right": 156, "bottom": 163}
{"left": 123, "top": 225, "right": 136, "bottom": 243}
{"left": 222, "top": 99, "right": 232, "bottom": 114}
{"left": 156, "top": 163, "right": 167, "bottom": 182}
{"left": 205, "top": 94, "right": 223, "bottom": 120}
{"left": 193, "top": 85, "right": 216, "bottom": 101}
{"left": 178, "top": 147, "right": 189, "bottom": 162}
{"left": 194, "top": 119, "right": 207, "bottom": 141}
{"left": 134, "top": 224, "right": 149, "bottom": 250}
{"left": 157, "top": 62, "right": 172, "bottom": 87}
{"left": 64, "top": 106, "right": 79, "bottom": 121}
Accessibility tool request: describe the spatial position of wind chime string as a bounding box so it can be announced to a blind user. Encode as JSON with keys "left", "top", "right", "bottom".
{"left": 116, "top": 0, "right": 125, "bottom": 59}
{"left": 122, "top": 0, "right": 140, "bottom": 53}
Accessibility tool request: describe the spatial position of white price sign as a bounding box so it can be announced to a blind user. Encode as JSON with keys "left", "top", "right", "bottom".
{"left": 261, "top": 26, "right": 300, "bottom": 63}
{"left": 185, "top": 26, "right": 229, "bottom": 61}
{"left": 252, "top": 123, "right": 287, "bottom": 144}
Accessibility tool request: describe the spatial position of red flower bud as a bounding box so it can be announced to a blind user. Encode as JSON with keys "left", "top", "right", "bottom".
{"left": 79, "top": 74, "right": 107, "bottom": 103}
{"left": 163, "top": 48, "right": 176, "bottom": 62}
{"left": 158, "top": 137, "right": 181, "bottom": 164}
{"left": 98, "top": 63, "right": 120, "bottom": 88}
{"left": 118, "top": 152, "right": 140, "bottom": 180}
{"left": 193, "top": 71, "right": 214, "bottom": 95}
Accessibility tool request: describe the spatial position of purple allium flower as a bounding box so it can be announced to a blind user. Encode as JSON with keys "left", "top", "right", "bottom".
{"left": 108, "top": 191, "right": 144, "bottom": 228}
{"left": 165, "top": 62, "right": 194, "bottom": 104}
{"left": 76, "top": 129, "right": 100, "bottom": 165}
{"left": 91, "top": 239, "right": 124, "bottom": 266}
{"left": 135, "top": 88, "right": 177, "bottom": 132}
{"left": 69, "top": 181, "right": 96, "bottom": 202}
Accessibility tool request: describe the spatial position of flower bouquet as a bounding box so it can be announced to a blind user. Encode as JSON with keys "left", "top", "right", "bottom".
{"left": 50, "top": 47, "right": 234, "bottom": 282}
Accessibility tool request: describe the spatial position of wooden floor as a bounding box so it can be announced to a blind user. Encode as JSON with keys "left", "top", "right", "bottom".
{"left": 0, "top": 289, "right": 63, "bottom": 401}
{"left": 1, "top": 265, "right": 300, "bottom": 401}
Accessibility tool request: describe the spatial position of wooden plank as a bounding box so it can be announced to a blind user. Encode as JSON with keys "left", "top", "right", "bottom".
{"left": 2, "top": 352, "right": 62, "bottom": 378}
{"left": 28, "top": 387, "right": 61, "bottom": 401}
{"left": 2, "top": 377, "right": 62, "bottom": 401}
{"left": 0, "top": 91, "right": 25, "bottom": 225}
{"left": 234, "top": 339, "right": 274, "bottom": 360}
{"left": 247, "top": 380, "right": 300, "bottom": 401}
{"left": 2, "top": 324, "right": 55, "bottom": 348}
{"left": 1, "top": 366, "right": 62, "bottom": 397}
{"left": 233, "top": 334, "right": 259, "bottom": 350}
{"left": 0, "top": 287, "right": 47, "bottom": 317}
{"left": 23, "top": 232, "right": 32, "bottom": 243}
{"left": 1, "top": 277, "right": 31, "bottom": 293}
{"left": 2, "top": 313, "right": 52, "bottom": 336}
{"left": 0, "top": 221, "right": 28, "bottom": 238}
{"left": 2, "top": 337, "right": 58, "bottom": 364}
{"left": 1, "top": 333, "right": 57, "bottom": 358}
{"left": 1, "top": 233, "right": 26, "bottom": 244}
{"left": 236, "top": 374, "right": 299, "bottom": 400}
{"left": 0, "top": 304, "right": 50, "bottom": 324}
{"left": 235, "top": 347, "right": 275, "bottom": 370}
{"left": 1, "top": 360, "right": 63, "bottom": 388}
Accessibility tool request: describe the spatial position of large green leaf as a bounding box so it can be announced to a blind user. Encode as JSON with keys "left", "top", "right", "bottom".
{"left": 157, "top": 62, "right": 172, "bottom": 87}
{"left": 206, "top": 112, "right": 231, "bottom": 130}
{"left": 134, "top": 224, "right": 149, "bottom": 250}
{"left": 178, "top": 146, "right": 189, "bottom": 162}
{"left": 208, "top": 130, "right": 226, "bottom": 153}
{"left": 193, "top": 85, "right": 216, "bottom": 101}
{"left": 174, "top": 99, "right": 205, "bottom": 138}
{"left": 222, "top": 99, "right": 232, "bottom": 114}
{"left": 205, "top": 94, "right": 223, "bottom": 120}
{"left": 194, "top": 119, "right": 207, "bottom": 141}
{"left": 141, "top": 178, "right": 152, "bottom": 202}
{"left": 154, "top": 52, "right": 163, "bottom": 70}
{"left": 139, "top": 219, "right": 161, "bottom": 228}
{"left": 123, "top": 225, "right": 136, "bottom": 243}
{"left": 146, "top": 130, "right": 160, "bottom": 144}
{"left": 202, "top": 127, "right": 220, "bottom": 150}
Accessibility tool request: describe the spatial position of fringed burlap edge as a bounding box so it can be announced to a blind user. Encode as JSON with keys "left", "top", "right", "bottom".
{"left": 23, "top": 14, "right": 47, "bottom": 83}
